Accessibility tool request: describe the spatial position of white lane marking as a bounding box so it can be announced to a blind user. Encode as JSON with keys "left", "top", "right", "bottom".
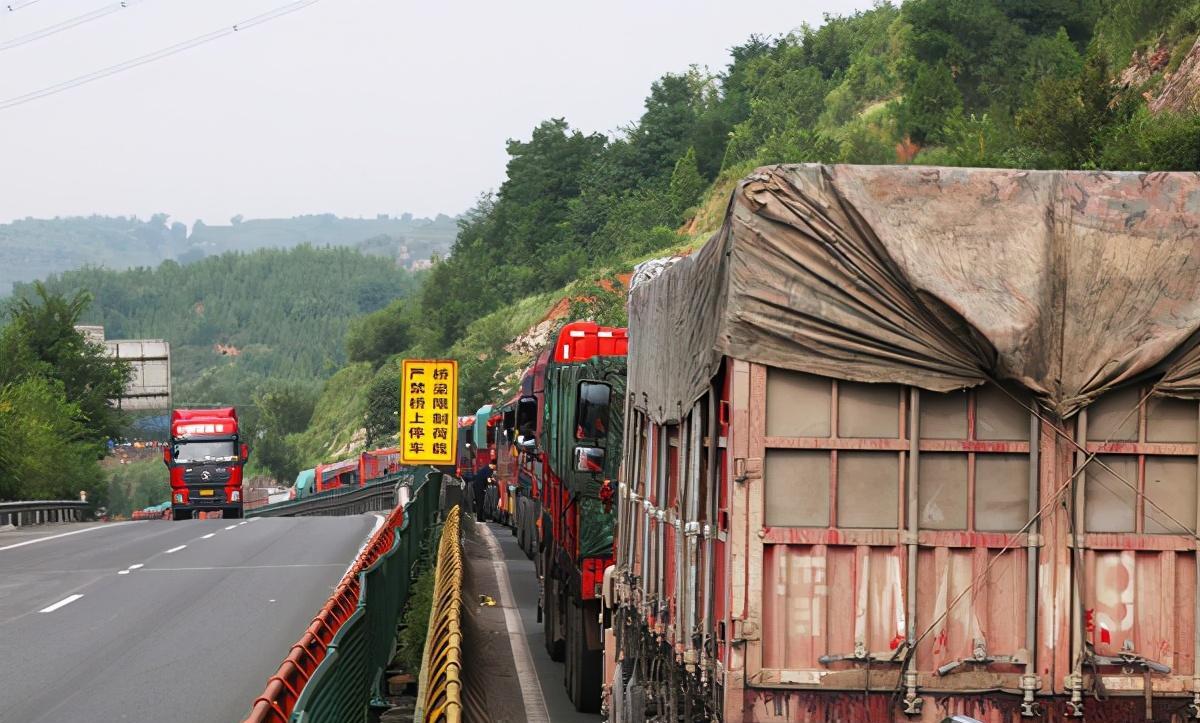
{"left": 224, "top": 524, "right": 237, "bottom": 530}
{"left": 0, "top": 522, "right": 136, "bottom": 552}
{"left": 246, "top": 517, "right": 261, "bottom": 522}
{"left": 118, "top": 570, "right": 130, "bottom": 575}
{"left": 118, "top": 562, "right": 145, "bottom": 575}
{"left": 164, "top": 545, "right": 186, "bottom": 554}
{"left": 342, "top": 514, "right": 387, "bottom": 578}
{"left": 38, "top": 594, "right": 83, "bottom": 613}
{"left": 141, "top": 563, "right": 344, "bottom": 572}
{"left": 201, "top": 533, "right": 215, "bottom": 539}
{"left": 128, "top": 563, "right": 143, "bottom": 570}
{"left": 477, "top": 521, "right": 550, "bottom": 723}
{"left": 238, "top": 521, "right": 248, "bottom": 526}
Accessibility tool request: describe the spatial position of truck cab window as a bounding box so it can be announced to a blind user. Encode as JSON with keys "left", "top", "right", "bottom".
{"left": 576, "top": 382, "right": 611, "bottom": 439}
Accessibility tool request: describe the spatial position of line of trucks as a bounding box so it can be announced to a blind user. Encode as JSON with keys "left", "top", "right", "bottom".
{"left": 157, "top": 163, "right": 1200, "bottom": 721}
{"left": 460, "top": 164, "right": 1200, "bottom": 722}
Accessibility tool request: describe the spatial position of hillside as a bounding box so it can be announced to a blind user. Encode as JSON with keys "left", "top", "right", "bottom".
{"left": 19, "top": 245, "right": 424, "bottom": 410}
{"left": 287, "top": 0, "right": 1200, "bottom": 468}
{"left": 0, "top": 212, "right": 456, "bottom": 296}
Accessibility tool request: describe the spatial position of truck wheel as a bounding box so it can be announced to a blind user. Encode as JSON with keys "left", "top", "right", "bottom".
{"left": 569, "top": 599, "right": 602, "bottom": 713}
{"left": 543, "top": 574, "right": 564, "bottom": 662}
{"left": 173, "top": 508, "right": 191, "bottom": 521}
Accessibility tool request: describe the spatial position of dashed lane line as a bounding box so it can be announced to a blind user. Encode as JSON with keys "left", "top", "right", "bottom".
{"left": 164, "top": 545, "right": 186, "bottom": 554}
{"left": 38, "top": 594, "right": 83, "bottom": 613}
{"left": 201, "top": 533, "right": 215, "bottom": 539}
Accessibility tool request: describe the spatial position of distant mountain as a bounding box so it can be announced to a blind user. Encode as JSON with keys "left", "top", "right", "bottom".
{"left": 0, "top": 212, "right": 457, "bottom": 296}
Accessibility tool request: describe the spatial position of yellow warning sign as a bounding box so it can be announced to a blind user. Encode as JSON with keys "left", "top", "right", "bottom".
{"left": 399, "top": 359, "right": 458, "bottom": 465}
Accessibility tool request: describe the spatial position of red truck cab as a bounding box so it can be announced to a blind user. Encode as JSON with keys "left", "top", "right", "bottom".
{"left": 163, "top": 407, "right": 248, "bottom": 520}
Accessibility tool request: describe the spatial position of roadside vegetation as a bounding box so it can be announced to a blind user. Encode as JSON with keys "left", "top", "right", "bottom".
{"left": 0, "top": 284, "right": 130, "bottom": 503}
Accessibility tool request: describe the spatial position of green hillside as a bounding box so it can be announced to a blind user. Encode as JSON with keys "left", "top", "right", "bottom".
{"left": 20, "top": 245, "right": 424, "bottom": 408}
{"left": 289, "top": 0, "right": 1200, "bottom": 466}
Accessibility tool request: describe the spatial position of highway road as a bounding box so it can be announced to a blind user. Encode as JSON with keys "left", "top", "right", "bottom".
{"left": 0, "top": 515, "right": 382, "bottom": 723}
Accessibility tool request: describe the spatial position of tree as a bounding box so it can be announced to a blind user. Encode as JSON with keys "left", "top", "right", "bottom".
{"left": 898, "top": 62, "right": 962, "bottom": 144}
{"left": 364, "top": 371, "right": 400, "bottom": 448}
{"left": 668, "top": 147, "right": 707, "bottom": 221}
{"left": 345, "top": 299, "right": 413, "bottom": 367}
{"left": 3, "top": 282, "right": 130, "bottom": 444}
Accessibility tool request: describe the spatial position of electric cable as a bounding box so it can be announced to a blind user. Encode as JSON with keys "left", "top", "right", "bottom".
{"left": 0, "top": 0, "right": 320, "bottom": 112}
{"left": 0, "top": 0, "right": 146, "bottom": 54}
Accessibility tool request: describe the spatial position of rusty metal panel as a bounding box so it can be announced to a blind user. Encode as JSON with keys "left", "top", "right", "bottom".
{"left": 917, "top": 453, "right": 968, "bottom": 530}
{"left": 914, "top": 546, "right": 1028, "bottom": 674}
{"left": 1084, "top": 455, "right": 1138, "bottom": 532}
{"left": 763, "top": 450, "right": 828, "bottom": 527}
{"left": 974, "top": 454, "right": 1029, "bottom": 531}
{"left": 836, "top": 382, "right": 900, "bottom": 439}
{"left": 1082, "top": 549, "right": 1197, "bottom": 683}
{"left": 1146, "top": 395, "right": 1199, "bottom": 443}
{"left": 766, "top": 368, "right": 831, "bottom": 437}
{"left": 1144, "top": 457, "right": 1197, "bottom": 534}
{"left": 836, "top": 452, "right": 899, "bottom": 528}
{"left": 918, "top": 389, "right": 967, "bottom": 439}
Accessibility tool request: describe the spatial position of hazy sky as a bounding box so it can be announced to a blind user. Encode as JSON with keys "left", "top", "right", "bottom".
{"left": 0, "top": 0, "right": 874, "bottom": 227}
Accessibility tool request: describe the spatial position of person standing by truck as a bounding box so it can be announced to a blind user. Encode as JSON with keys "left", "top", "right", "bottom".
{"left": 470, "top": 461, "right": 495, "bottom": 519}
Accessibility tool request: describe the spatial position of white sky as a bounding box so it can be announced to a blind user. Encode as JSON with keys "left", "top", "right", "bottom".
{"left": 0, "top": 0, "right": 875, "bottom": 227}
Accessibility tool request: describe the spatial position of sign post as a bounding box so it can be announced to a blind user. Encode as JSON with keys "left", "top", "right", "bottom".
{"left": 399, "top": 359, "right": 458, "bottom": 466}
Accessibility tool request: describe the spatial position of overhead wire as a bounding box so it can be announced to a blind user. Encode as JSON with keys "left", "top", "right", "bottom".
{"left": 0, "top": 0, "right": 321, "bottom": 112}
{"left": 6, "top": 0, "right": 47, "bottom": 12}
{"left": 0, "top": 0, "right": 145, "bottom": 54}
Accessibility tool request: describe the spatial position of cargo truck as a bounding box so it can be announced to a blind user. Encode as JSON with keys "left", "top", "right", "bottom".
{"left": 163, "top": 407, "right": 248, "bottom": 520}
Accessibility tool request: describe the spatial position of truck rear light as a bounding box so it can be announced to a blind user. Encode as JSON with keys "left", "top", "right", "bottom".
{"left": 230, "top": 490, "right": 240, "bottom": 502}
{"left": 173, "top": 492, "right": 184, "bottom": 504}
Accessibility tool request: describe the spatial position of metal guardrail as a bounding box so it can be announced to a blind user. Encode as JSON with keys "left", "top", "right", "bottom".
{"left": 244, "top": 469, "right": 441, "bottom": 723}
{"left": 414, "top": 504, "right": 463, "bottom": 723}
{"left": 0, "top": 500, "right": 90, "bottom": 527}
{"left": 247, "top": 470, "right": 419, "bottom": 519}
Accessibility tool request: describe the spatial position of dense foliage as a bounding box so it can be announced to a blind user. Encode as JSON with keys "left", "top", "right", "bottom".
{"left": 380, "top": 0, "right": 1200, "bottom": 418}
{"left": 21, "top": 245, "right": 423, "bottom": 408}
{"left": 0, "top": 284, "right": 131, "bottom": 502}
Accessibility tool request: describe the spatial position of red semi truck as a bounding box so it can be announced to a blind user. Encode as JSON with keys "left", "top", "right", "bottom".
{"left": 163, "top": 407, "right": 248, "bottom": 520}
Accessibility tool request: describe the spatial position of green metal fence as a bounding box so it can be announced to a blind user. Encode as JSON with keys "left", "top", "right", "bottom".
{"left": 246, "top": 468, "right": 442, "bottom": 723}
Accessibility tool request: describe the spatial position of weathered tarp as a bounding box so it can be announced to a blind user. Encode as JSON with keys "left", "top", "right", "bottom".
{"left": 628, "top": 164, "right": 1200, "bottom": 423}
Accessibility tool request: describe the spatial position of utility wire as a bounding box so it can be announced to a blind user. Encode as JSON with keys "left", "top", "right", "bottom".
{"left": 0, "top": 0, "right": 145, "bottom": 54}
{"left": 6, "top": 0, "right": 47, "bottom": 12}
{"left": 0, "top": 0, "right": 320, "bottom": 112}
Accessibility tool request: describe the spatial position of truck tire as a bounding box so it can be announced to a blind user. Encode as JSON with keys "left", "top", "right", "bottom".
{"left": 567, "top": 599, "right": 602, "bottom": 713}
{"left": 173, "top": 508, "right": 191, "bottom": 521}
{"left": 543, "top": 567, "right": 565, "bottom": 662}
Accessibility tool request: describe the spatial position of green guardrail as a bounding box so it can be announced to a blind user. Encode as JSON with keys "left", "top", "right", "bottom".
{"left": 289, "top": 469, "right": 441, "bottom": 723}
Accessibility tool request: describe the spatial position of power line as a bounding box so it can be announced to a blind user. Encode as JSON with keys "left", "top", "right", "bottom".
{"left": 0, "top": 0, "right": 145, "bottom": 54}
{"left": 6, "top": 0, "right": 48, "bottom": 12}
{"left": 0, "top": 0, "right": 321, "bottom": 112}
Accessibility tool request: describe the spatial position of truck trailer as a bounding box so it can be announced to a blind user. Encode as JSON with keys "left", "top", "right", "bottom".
{"left": 607, "top": 164, "right": 1200, "bottom": 722}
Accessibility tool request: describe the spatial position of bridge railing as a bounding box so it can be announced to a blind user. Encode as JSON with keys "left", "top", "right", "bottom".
{"left": 0, "top": 500, "right": 90, "bottom": 527}
{"left": 243, "top": 468, "right": 442, "bottom": 723}
{"left": 413, "top": 504, "right": 464, "bottom": 723}
{"left": 246, "top": 469, "right": 420, "bottom": 519}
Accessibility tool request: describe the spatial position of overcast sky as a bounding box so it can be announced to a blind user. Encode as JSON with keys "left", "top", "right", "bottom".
{"left": 0, "top": 0, "right": 874, "bottom": 227}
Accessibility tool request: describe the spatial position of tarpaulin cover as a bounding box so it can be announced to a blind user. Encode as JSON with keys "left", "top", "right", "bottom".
{"left": 628, "top": 164, "right": 1200, "bottom": 423}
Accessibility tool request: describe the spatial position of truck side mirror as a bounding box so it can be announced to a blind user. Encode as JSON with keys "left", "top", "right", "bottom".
{"left": 241, "top": 443, "right": 250, "bottom": 461}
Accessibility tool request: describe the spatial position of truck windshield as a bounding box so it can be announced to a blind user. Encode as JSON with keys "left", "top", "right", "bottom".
{"left": 173, "top": 440, "right": 237, "bottom": 463}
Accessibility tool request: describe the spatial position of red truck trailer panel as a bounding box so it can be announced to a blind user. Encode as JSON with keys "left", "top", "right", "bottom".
{"left": 610, "top": 164, "right": 1200, "bottom": 722}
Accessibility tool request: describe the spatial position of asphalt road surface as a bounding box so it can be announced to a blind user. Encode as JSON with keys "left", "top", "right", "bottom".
{"left": 0, "top": 515, "right": 381, "bottom": 723}
{"left": 489, "top": 522, "right": 602, "bottom": 723}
